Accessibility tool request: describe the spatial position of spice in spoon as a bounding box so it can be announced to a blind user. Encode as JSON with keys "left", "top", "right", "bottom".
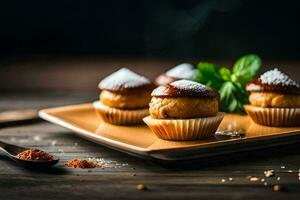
{"left": 16, "top": 149, "right": 54, "bottom": 161}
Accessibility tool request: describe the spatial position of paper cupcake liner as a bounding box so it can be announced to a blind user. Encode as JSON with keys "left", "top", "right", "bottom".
{"left": 244, "top": 105, "right": 300, "bottom": 127}
{"left": 93, "top": 101, "right": 149, "bottom": 125}
{"left": 143, "top": 112, "right": 225, "bottom": 141}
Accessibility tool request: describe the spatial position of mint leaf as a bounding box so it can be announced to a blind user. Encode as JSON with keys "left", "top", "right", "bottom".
{"left": 219, "top": 67, "right": 231, "bottom": 81}
{"left": 195, "top": 62, "right": 224, "bottom": 90}
{"left": 219, "top": 82, "right": 248, "bottom": 114}
{"left": 194, "top": 54, "right": 261, "bottom": 114}
{"left": 232, "top": 54, "right": 261, "bottom": 85}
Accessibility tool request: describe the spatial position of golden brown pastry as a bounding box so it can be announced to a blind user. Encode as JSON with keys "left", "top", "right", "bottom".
{"left": 143, "top": 80, "right": 224, "bottom": 140}
{"left": 94, "top": 68, "right": 154, "bottom": 125}
{"left": 100, "top": 90, "right": 151, "bottom": 109}
{"left": 149, "top": 97, "right": 218, "bottom": 119}
{"left": 154, "top": 63, "right": 196, "bottom": 85}
{"left": 248, "top": 92, "right": 300, "bottom": 108}
{"left": 245, "top": 68, "right": 300, "bottom": 127}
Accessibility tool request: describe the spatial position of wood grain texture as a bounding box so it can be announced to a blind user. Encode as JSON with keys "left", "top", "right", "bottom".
{"left": 1, "top": 93, "right": 300, "bottom": 200}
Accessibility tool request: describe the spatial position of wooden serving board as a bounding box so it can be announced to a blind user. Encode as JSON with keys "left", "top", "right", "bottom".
{"left": 39, "top": 103, "right": 300, "bottom": 161}
{"left": 0, "top": 109, "right": 39, "bottom": 127}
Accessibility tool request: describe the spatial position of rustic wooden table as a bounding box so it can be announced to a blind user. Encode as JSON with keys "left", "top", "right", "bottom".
{"left": 1, "top": 92, "right": 300, "bottom": 200}
{"left": 1, "top": 57, "right": 300, "bottom": 199}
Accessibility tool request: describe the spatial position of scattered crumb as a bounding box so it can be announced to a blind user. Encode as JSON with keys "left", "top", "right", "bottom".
{"left": 58, "top": 149, "right": 65, "bottom": 153}
{"left": 273, "top": 184, "right": 281, "bottom": 192}
{"left": 264, "top": 170, "right": 275, "bottom": 177}
{"left": 88, "top": 157, "right": 128, "bottom": 169}
{"left": 51, "top": 140, "right": 57, "bottom": 146}
{"left": 281, "top": 166, "right": 286, "bottom": 169}
{"left": 221, "top": 179, "right": 226, "bottom": 183}
{"left": 277, "top": 177, "right": 281, "bottom": 181}
{"left": 131, "top": 167, "right": 136, "bottom": 170}
{"left": 33, "top": 135, "right": 41, "bottom": 142}
{"left": 137, "top": 184, "right": 147, "bottom": 190}
{"left": 249, "top": 177, "right": 259, "bottom": 182}
{"left": 228, "top": 177, "right": 233, "bottom": 181}
{"left": 261, "top": 178, "right": 265, "bottom": 182}
{"left": 264, "top": 182, "right": 268, "bottom": 186}
{"left": 288, "top": 170, "right": 293, "bottom": 173}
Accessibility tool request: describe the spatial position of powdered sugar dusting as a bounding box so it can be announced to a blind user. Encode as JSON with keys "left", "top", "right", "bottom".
{"left": 99, "top": 68, "right": 151, "bottom": 89}
{"left": 151, "top": 79, "right": 217, "bottom": 97}
{"left": 170, "top": 80, "right": 207, "bottom": 92}
{"left": 166, "top": 63, "right": 195, "bottom": 80}
{"left": 260, "top": 68, "right": 299, "bottom": 87}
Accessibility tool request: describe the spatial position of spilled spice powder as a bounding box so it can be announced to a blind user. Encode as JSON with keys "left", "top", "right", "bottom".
{"left": 16, "top": 149, "right": 54, "bottom": 161}
{"left": 65, "top": 159, "right": 97, "bottom": 168}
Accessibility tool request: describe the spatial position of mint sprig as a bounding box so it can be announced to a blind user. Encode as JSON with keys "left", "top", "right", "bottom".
{"left": 195, "top": 54, "right": 261, "bottom": 114}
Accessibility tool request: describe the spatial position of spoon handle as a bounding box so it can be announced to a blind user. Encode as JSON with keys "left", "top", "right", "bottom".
{"left": 0, "top": 140, "right": 8, "bottom": 148}
{"left": 0, "top": 140, "right": 10, "bottom": 155}
{"left": 0, "top": 140, "right": 27, "bottom": 156}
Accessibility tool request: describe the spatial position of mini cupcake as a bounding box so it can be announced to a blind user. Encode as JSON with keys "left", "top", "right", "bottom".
{"left": 94, "top": 68, "right": 155, "bottom": 125}
{"left": 143, "top": 80, "right": 224, "bottom": 140}
{"left": 154, "top": 63, "right": 196, "bottom": 85}
{"left": 245, "top": 68, "right": 300, "bottom": 127}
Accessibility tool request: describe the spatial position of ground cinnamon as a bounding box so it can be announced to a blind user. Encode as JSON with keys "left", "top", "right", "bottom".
{"left": 16, "top": 149, "right": 54, "bottom": 161}
{"left": 65, "top": 159, "right": 97, "bottom": 168}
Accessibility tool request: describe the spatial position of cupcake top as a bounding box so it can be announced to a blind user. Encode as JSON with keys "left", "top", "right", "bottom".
{"left": 246, "top": 68, "right": 300, "bottom": 94}
{"left": 154, "top": 63, "right": 195, "bottom": 85}
{"left": 98, "top": 68, "right": 154, "bottom": 93}
{"left": 165, "top": 63, "right": 195, "bottom": 80}
{"left": 151, "top": 80, "right": 218, "bottom": 98}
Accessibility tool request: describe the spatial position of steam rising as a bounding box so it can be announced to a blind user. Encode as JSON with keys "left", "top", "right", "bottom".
{"left": 144, "top": 0, "right": 243, "bottom": 56}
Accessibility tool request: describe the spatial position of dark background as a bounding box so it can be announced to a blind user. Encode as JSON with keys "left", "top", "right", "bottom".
{"left": 0, "top": 0, "right": 299, "bottom": 93}
{"left": 0, "top": 0, "right": 299, "bottom": 60}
